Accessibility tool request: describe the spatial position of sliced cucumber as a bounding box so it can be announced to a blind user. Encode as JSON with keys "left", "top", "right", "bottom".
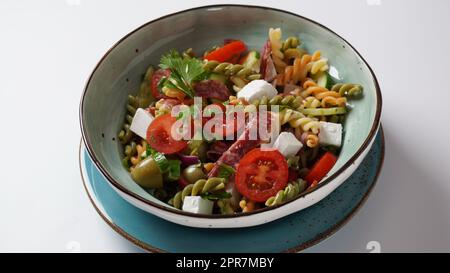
{"left": 299, "top": 107, "right": 347, "bottom": 116}
{"left": 241, "top": 50, "right": 260, "bottom": 73}
{"left": 315, "top": 72, "right": 336, "bottom": 90}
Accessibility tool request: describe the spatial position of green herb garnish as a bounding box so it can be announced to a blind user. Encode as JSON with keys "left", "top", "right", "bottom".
{"left": 166, "top": 159, "right": 181, "bottom": 181}
{"left": 147, "top": 146, "right": 181, "bottom": 180}
{"left": 159, "top": 50, "right": 207, "bottom": 98}
{"left": 217, "top": 164, "right": 235, "bottom": 179}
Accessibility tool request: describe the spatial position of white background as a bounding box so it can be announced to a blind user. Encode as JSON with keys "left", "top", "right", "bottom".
{"left": 1, "top": 0, "right": 449, "bottom": 253}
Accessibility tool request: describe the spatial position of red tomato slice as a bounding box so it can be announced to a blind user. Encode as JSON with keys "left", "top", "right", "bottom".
{"left": 151, "top": 69, "right": 170, "bottom": 99}
{"left": 235, "top": 149, "right": 289, "bottom": 202}
{"left": 304, "top": 152, "right": 338, "bottom": 185}
{"left": 203, "top": 40, "right": 247, "bottom": 63}
{"left": 146, "top": 114, "right": 187, "bottom": 154}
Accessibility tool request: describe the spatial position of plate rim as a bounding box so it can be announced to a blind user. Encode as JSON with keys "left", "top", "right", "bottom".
{"left": 78, "top": 127, "right": 385, "bottom": 253}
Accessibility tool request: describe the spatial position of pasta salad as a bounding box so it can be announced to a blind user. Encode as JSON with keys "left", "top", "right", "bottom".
{"left": 118, "top": 28, "right": 363, "bottom": 215}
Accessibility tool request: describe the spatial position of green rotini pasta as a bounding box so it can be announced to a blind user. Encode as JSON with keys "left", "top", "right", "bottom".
{"left": 301, "top": 96, "right": 321, "bottom": 109}
{"left": 250, "top": 95, "right": 303, "bottom": 109}
{"left": 121, "top": 140, "right": 137, "bottom": 168}
{"left": 265, "top": 179, "right": 307, "bottom": 206}
{"left": 118, "top": 95, "right": 137, "bottom": 145}
{"left": 182, "top": 48, "right": 195, "bottom": 59}
{"left": 203, "top": 60, "right": 261, "bottom": 80}
{"left": 169, "top": 177, "right": 226, "bottom": 209}
{"left": 281, "top": 36, "right": 300, "bottom": 51}
{"left": 202, "top": 45, "right": 219, "bottom": 58}
{"left": 217, "top": 199, "right": 235, "bottom": 215}
{"left": 331, "top": 83, "right": 363, "bottom": 97}
{"left": 283, "top": 48, "right": 306, "bottom": 61}
{"left": 203, "top": 60, "right": 261, "bottom": 92}
{"left": 286, "top": 156, "right": 300, "bottom": 169}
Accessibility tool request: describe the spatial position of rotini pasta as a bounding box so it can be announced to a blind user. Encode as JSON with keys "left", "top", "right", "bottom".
{"left": 331, "top": 83, "right": 363, "bottom": 97}
{"left": 320, "top": 96, "right": 347, "bottom": 107}
{"left": 306, "top": 50, "right": 329, "bottom": 74}
{"left": 300, "top": 85, "right": 329, "bottom": 98}
{"left": 118, "top": 95, "right": 137, "bottom": 145}
{"left": 278, "top": 108, "right": 320, "bottom": 134}
{"left": 283, "top": 48, "right": 305, "bottom": 62}
{"left": 162, "top": 87, "right": 186, "bottom": 101}
{"left": 269, "top": 28, "right": 287, "bottom": 73}
{"left": 169, "top": 177, "right": 226, "bottom": 209}
{"left": 277, "top": 54, "right": 312, "bottom": 85}
{"left": 302, "top": 96, "right": 321, "bottom": 108}
{"left": 250, "top": 95, "right": 303, "bottom": 109}
{"left": 203, "top": 60, "right": 261, "bottom": 92}
{"left": 182, "top": 47, "right": 195, "bottom": 59}
{"left": 203, "top": 60, "right": 260, "bottom": 79}
{"left": 281, "top": 36, "right": 300, "bottom": 51}
{"left": 154, "top": 98, "right": 172, "bottom": 117}
{"left": 239, "top": 199, "right": 256, "bottom": 213}
{"left": 217, "top": 199, "right": 235, "bottom": 215}
{"left": 129, "top": 140, "right": 147, "bottom": 170}
{"left": 122, "top": 140, "right": 137, "bottom": 168}
{"left": 265, "top": 179, "right": 307, "bottom": 206}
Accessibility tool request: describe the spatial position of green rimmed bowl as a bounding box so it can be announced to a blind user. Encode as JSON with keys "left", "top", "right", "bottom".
{"left": 79, "top": 4, "right": 382, "bottom": 228}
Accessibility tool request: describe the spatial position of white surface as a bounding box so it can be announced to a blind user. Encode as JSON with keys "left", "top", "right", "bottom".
{"left": 0, "top": 0, "right": 449, "bottom": 252}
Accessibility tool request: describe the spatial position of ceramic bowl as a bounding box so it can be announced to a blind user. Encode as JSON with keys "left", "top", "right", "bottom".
{"left": 79, "top": 4, "right": 382, "bottom": 228}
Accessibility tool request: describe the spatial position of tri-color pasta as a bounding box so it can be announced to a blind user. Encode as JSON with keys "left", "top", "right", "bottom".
{"left": 117, "top": 27, "right": 364, "bottom": 215}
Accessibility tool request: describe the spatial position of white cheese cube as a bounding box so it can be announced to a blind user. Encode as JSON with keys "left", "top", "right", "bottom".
{"left": 237, "top": 80, "right": 278, "bottom": 102}
{"left": 182, "top": 196, "right": 214, "bottom": 214}
{"left": 319, "top": 121, "right": 342, "bottom": 147}
{"left": 130, "top": 108, "right": 154, "bottom": 139}
{"left": 272, "top": 132, "right": 303, "bottom": 158}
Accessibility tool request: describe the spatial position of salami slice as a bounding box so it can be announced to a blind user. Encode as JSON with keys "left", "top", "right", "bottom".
{"left": 260, "top": 40, "right": 277, "bottom": 82}
{"left": 194, "top": 80, "right": 231, "bottom": 101}
{"left": 208, "top": 116, "right": 261, "bottom": 177}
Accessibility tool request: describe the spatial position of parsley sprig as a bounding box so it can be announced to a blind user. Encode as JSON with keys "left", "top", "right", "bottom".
{"left": 159, "top": 50, "right": 208, "bottom": 98}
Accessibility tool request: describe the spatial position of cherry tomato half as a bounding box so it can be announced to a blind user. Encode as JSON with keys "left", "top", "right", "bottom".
{"left": 146, "top": 114, "right": 187, "bottom": 154}
{"left": 235, "top": 148, "right": 289, "bottom": 202}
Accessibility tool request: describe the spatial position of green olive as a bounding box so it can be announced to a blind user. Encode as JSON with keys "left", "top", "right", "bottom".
{"left": 131, "top": 157, "right": 163, "bottom": 188}
{"left": 182, "top": 164, "right": 206, "bottom": 184}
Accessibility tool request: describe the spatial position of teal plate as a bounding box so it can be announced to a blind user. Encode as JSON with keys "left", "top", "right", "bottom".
{"left": 80, "top": 128, "right": 384, "bottom": 253}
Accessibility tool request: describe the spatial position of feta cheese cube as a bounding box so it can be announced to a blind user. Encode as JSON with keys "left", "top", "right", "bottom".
{"left": 130, "top": 108, "right": 154, "bottom": 139}
{"left": 182, "top": 196, "right": 214, "bottom": 214}
{"left": 319, "top": 121, "right": 342, "bottom": 147}
{"left": 237, "top": 80, "right": 278, "bottom": 102}
{"left": 272, "top": 132, "right": 303, "bottom": 158}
